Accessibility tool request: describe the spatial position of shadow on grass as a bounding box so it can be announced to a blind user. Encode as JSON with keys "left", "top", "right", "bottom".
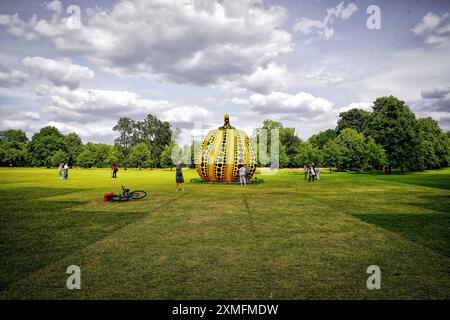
{"left": 352, "top": 213, "right": 450, "bottom": 257}
{"left": 408, "top": 195, "right": 450, "bottom": 215}
{"left": 0, "top": 187, "right": 145, "bottom": 291}
{"left": 375, "top": 173, "right": 450, "bottom": 191}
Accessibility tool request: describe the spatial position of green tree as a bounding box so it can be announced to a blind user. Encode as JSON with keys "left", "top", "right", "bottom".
{"left": 76, "top": 149, "right": 97, "bottom": 168}
{"left": 336, "top": 108, "right": 370, "bottom": 134}
{"left": 126, "top": 142, "right": 153, "bottom": 168}
{"left": 334, "top": 128, "right": 366, "bottom": 170}
{"left": 160, "top": 128, "right": 181, "bottom": 169}
{"left": 160, "top": 142, "right": 175, "bottom": 169}
{"left": 77, "top": 142, "right": 111, "bottom": 167}
{"left": 105, "top": 145, "right": 122, "bottom": 167}
{"left": 134, "top": 114, "right": 172, "bottom": 167}
{"left": 28, "top": 126, "right": 66, "bottom": 166}
{"left": 49, "top": 149, "right": 69, "bottom": 166}
{"left": 64, "top": 133, "right": 84, "bottom": 165}
{"left": 0, "top": 129, "right": 28, "bottom": 143}
{"left": 280, "top": 127, "right": 302, "bottom": 166}
{"left": 364, "top": 138, "right": 387, "bottom": 171}
{"left": 322, "top": 140, "right": 343, "bottom": 172}
{"left": 0, "top": 141, "right": 28, "bottom": 166}
{"left": 309, "top": 129, "right": 337, "bottom": 149}
{"left": 367, "top": 96, "right": 419, "bottom": 172}
{"left": 292, "top": 142, "right": 322, "bottom": 168}
{"left": 416, "top": 117, "right": 449, "bottom": 169}
{"left": 113, "top": 117, "right": 136, "bottom": 160}
{"left": 256, "top": 120, "right": 294, "bottom": 168}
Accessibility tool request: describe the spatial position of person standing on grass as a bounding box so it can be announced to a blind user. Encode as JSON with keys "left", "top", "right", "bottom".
{"left": 58, "top": 163, "right": 63, "bottom": 179}
{"left": 63, "top": 163, "right": 69, "bottom": 180}
{"left": 308, "top": 164, "right": 315, "bottom": 182}
{"left": 303, "top": 164, "right": 308, "bottom": 180}
{"left": 176, "top": 162, "right": 184, "bottom": 191}
{"left": 111, "top": 164, "right": 118, "bottom": 178}
{"left": 316, "top": 166, "right": 320, "bottom": 181}
{"left": 239, "top": 165, "right": 247, "bottom": 186}
{"left": 245, "top": 165, "right": 250, "bottom": 184}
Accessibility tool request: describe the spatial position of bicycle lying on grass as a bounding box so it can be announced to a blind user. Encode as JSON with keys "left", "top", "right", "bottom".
{"left": 104, "top": 186, "right": 147, "bottom": 202}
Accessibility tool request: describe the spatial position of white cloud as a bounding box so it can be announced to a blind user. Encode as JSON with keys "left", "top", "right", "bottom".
{"left": 0, "top": 65, "right": 28, "bottom": 87}
{"left": 34, "top": 84, "right": 213, "bottom": 129}
{"left": 0, "top": 0, "right": 292, "bottom": 86}
{"left": 46, "top": 120, "right": 115, "bottom": 140}
{"left": 161, "top": 106, "right": 214, "bottom": 129}
{"left": 0, "top": 110, "right": 42, "bottom": 134}
{"left": 412, "top": 12, "right": 450, "bottom": 48}
{"left": 249, "top": 91, "right": 333, "bottom": 119}
{"left": 216, "top": 63, "right": 290, "bottom": 94}
{"left": 46, "top": 0, "right": 62, "bottom": 15}
{"left": 293, "top": 1, "right": 357, "bottom": 40}
{"left": 356, "top": 46, "right": 450, "bottom": 101}
{"left": 22, "top": 56, "right": 94, "bottom": 89}
{"left": 301, "top": 67, "right": 344, "bottom": 84}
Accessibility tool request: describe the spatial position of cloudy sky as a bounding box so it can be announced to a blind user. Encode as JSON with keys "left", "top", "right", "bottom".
{"left": 0, "top": 0, "right": 449, "bottom": 144}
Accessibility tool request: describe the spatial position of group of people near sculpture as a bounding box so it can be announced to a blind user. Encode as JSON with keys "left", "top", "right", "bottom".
{"left": 303, "top": 164, "right": 320, "bottom": 182}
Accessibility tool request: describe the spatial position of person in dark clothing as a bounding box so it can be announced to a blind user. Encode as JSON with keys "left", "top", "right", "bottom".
{"left": 308, "top": 165, "right": 316, "bottom": 182}
{"left": 176, "top": 162, "right": 184, "bottom": 191}
{"left": 111, "top": 164, "right": 118, "bottom": 178}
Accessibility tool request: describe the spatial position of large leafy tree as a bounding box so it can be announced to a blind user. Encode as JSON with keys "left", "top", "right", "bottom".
{"left": 308, "top": 129, "right": 336, "bottom": 149}
{"left": 0, "top": 129, "right": 28, "bottom": 143}
{"left": 367, "top": 96, "right": 420, "bottom": 172}
{"left": 322, "top": 140, "right": 344, "bottom": 172}
{"left": 364, "top": 138, "right": 387, "bottom": 171}
{"left": 134, "top": 114, "right": 172, "bottom": 167}
{"left": 76, "top": 143, "right": 111, "bottom": 168}
{"left": 280, "top": 127, "right": 302, "bottom": 166}
{"left": 105, "top": 145, "right": 122, "bottom": 167}
{"left": 0, "top": 141, "right": 28, "bottom": 166}
{"left": 292, "top": 142, "right": 322, "bottom": 168}
{"left": 28, "top": 126, "right": 66, "bottom": 166}
{"left": 160, "top": 142, "right": 175, "bottom": 169}
{"left": 49, "top": 149, "right": 69, "bottom": 166}
{"left": 76, "top": 149, "right": 96, "bottom": 168}
{"left": 336, "top": 108, "right": 371, "bottom": 134}
{"left": 334, "top": 128, "right": 366, "bottom": 170}
{"left": 113, "top": 114, "right": 172, "bottom": 167}
{"left": 256, "top": 120, "right": 297, "bottom": 168}
{"left": 126, "top": 142, "right": 153, "bottom": 168}
{"left": 113, "top": 117, "right": 136, "bottom": 160}
{"left": 64, "top": 133, "right": 84, "bottom": 166}
{"left": 160, "top": 128, "right": 181, "bottom": 169}
{"left": 416, "top": 117, "right": 449, "bottom": 169}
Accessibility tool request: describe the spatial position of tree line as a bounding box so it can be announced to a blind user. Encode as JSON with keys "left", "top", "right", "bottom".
{"left": 1, "top": 96, "right": 449, "bottom": 172}
{"left": 261, "top": 96, "right": 450, "bottom": 172}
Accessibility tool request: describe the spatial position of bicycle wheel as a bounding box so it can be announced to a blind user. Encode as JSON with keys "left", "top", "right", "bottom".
{"left": 129, "top": 190, "right": 147, "bottom": 199}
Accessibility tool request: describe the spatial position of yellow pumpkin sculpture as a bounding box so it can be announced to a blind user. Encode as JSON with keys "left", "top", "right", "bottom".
{"left": 195, "top": 114, "right": 257, "bottom": 183}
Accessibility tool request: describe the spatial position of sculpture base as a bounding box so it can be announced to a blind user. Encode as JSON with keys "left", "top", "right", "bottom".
{"left": 190, "top": 178, "right": 264, "bottom": 184}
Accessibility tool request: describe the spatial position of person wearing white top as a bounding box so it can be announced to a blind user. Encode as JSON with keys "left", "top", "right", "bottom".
{"left": 239, "top": 166, "right": 247, "bottom": 186}
{"left": 308, "top": 165, "right": 315, "bottom": 182}
{"left": 63, "top": 163, "right": 69, "bottom": 180}
{"left": 316, "top": 167, "right": 320, "bottom": 181}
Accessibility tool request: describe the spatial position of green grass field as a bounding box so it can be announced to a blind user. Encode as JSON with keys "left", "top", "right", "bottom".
{"left": 0, "top": 167, "right": 449, "bottom": 299}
